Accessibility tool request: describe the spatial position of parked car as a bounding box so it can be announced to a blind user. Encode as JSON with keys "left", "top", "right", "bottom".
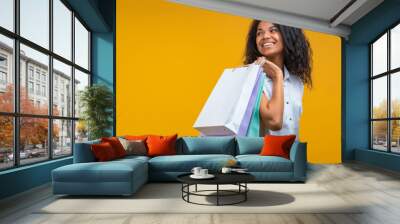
{"left": 8, "top": 150, "right": 32, "bottom": 160}
{"left": 7, "top": 153, "right": 13, "bottom": 161}
{"left": 53, "top": 149, "right": 62, "bottom": 156}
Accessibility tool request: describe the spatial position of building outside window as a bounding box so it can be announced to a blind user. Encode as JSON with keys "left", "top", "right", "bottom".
{"left": 0, "top": 71, "right": 7, "bottom": 86}
{"left": 0, "top": 54, "right": 8, "bottom": 89}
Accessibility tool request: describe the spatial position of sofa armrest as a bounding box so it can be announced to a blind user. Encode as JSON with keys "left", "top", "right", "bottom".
{"left": 73, "top": 140, "right": 100, "bottom": 163}
{"left": 289, "top": 141, "right": 307, "bottom": 181}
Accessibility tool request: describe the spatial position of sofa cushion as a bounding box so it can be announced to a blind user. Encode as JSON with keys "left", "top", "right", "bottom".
{"left": 178, "top": 136, "right": 235, "bottom": 155}
{"left": 236, "top": 155, "right": 293, "bottom": 172}
{"left": 147, "top": 134, "right": 178, "bottom": 157}
{"left": 73, "top": 139, "right": 100, "bottom": 163}
{"left": 125, "top": 135, "right": 148, "bottom": 141}
{"left": 101, "top": 137, "right": 127, "bottom": 158}
{"left": 115, "top": 155, "right": 150, "bottom": 163}
{"left": 91, "top": 142, "right": 118, "bottom": 161}
{"left": 259, "top": 135, "right": 296, "bottom": 159}
{"left": 53, "top": 159, "right": 147, "bottom": 183}
{"left": 119, "top": 138, "right": 147, "bottom": 156}
{"left": 235, "top": 137, "right": 263, "bottom": 155}
{"left": 148, "top": 154, "right": 235, "bottom": 172}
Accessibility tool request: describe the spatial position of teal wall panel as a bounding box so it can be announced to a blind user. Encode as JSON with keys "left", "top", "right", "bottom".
{"left": 0, "top": 158, "right": 72, "bottom": 199}
{"left": 92, "top": 32, "right": 114, "bottom": 88}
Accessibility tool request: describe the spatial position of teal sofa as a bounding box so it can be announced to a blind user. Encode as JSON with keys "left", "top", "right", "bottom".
{"left": 52, "top": 136, "right": 307, "bottom": 196}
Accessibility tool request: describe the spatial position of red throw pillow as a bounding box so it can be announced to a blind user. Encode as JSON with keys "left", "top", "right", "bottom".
{"left": 101, "top": 137, "right": 127, "bottom": 158}
{"left": 146, "top": 134, "right": 178, "bottom": 157}
{"left": 91, "top": 142, "right": 117, "bottom": 161}
{"left": 259, "top": 135, "right": 296, "bottom": 159}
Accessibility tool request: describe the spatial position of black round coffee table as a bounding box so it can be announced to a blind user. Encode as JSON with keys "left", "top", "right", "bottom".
{"left": 177, "top": 173, "right": 255, "bottom": 206}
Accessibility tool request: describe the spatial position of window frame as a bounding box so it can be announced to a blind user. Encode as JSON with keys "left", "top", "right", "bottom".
{"left": 370, "top": 20, "right": 400, "bottom": 154}
{"left": 0, "top": 0, "right": 92, "bottom": 171}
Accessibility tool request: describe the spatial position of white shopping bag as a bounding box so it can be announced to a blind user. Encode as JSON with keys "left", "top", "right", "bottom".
{"left": 193, "top": 64, "right": 262, "bottom": 136}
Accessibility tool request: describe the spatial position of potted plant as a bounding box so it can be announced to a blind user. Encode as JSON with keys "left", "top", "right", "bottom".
{"left": 79, "top": 84, "right": 113, "bottom": 140}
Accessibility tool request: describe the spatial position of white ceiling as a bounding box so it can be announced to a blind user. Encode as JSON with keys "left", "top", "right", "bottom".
{"left": 168, "top": 0, "right": 384, "bottom": 38}
{"left": 230, "top": 0, "right": 352, "bottom": 22}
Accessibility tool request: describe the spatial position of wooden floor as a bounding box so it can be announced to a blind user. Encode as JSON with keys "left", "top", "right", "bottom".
{"left": 1, "top": 162, "right": 400, "bottom": 224}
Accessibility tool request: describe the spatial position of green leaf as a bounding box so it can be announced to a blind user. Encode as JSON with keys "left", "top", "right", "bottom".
{"left": 79, "top": 84, "right": 114, "bottom": 140}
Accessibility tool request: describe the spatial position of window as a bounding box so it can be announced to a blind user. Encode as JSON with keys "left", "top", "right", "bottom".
{"left": 371, "top": 23, "right": 400, "bottom": 154}
{"left": 0, "top": 35, "right": 13, "bottom": 113}
{"left": 0, "top": 116, "right": 13, "bottom": 170}
{"left": 42, "top": 85, "right": 46, "bottom": 97}
{"left": 75, "top": 18, "right": 89, "bottom": 70}
{"left": 35, "top": 70, "right": 40, "bottom": 81}
{"left": 0, "top": 71, "right": 6, "bottom": 84}
{"left": 53, "top": 0, "right": 72, "bottom": 60}
{"left": 35, "top": 83, "right": 40, "bottom": 95}
{"left": 53, "top": 59, "right": 71, "bottom": 117}
{"left": 74, "top": 69, "right": 89, "bottom": 118}
{"left": 20, "top": 117, "right": 48, "bottom": 165}
{"left": 0, "top": 54, "right": 7, "bottom": 87}
{"left": 54, "top": 88, "right": 58, "bottom": 105}
{"left": 391, "top": 23, "right": 400, "bottom": 70}
{"left": 53, "top": 119, "right": 72, "bottom": 158}
{"left": 20, "top": 0, "right": 49, "bottom": 49}
{"left": 0, "top": 0, "right": 91, "bottom": 170}
{"left": 28, "top": 81, "right": 34, "bottom": 94}
{"left": 28, "top": 67, "right": 34, "bottom": 80}
{"left": 19, "top": 44, "right": 49, "bottom": 112}
{"left": 0, "top": 55, "right": 7, "bottom": 67}
{"left": 0, "top": 0, "right": 14, "bottom": 32}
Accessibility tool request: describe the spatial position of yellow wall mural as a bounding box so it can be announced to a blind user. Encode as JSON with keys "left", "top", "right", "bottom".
{"left": 116, "top": 0, "right": 341, "bottom": 163}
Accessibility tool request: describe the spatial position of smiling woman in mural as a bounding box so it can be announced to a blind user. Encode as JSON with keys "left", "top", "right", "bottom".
{"left": 244, "top": 20, "right": 313, "bottom": 138}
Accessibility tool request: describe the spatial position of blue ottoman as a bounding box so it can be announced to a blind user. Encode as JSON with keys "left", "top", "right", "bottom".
{"left": 52, "top": 156, "right": 148, "bottom": 196}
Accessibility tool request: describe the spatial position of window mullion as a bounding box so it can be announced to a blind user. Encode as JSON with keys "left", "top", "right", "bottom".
{"left": 388, "top": 30, "right": 391, "bottom": 153}
{"left": 49, "top": 0, "right": 53, "bottom": 160}
{"left": 71, "top": 10, "right": 76, "bottom": 155}
{"left": 370, "top": 45, "right": 373, "bottom": 149}
{"left": 13, "top": 0, "right": 20, "bottom": 167}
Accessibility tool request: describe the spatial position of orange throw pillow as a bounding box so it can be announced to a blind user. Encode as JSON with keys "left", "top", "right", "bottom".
{"left": 259, "top": 135, "right": 296, "bottom": 159}
{"left": 101, "top": 137, "right": 127, "bottom": 158}
{"left": 146, "top": 134, "right": 178, "bottom": 157}
{"left": 91, "top": 142, "right": 117, "bottom": 161}
{"left": 125, "top": 135, "right": 148, "bottom": 141}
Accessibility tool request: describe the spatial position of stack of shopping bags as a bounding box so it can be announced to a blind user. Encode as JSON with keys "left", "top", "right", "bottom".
{"left": 193, "top": 64, "right": 265, "bottom": 137}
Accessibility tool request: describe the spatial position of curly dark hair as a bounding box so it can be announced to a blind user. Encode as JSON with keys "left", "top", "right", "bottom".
{"left": 244, "top": 20, "right": 313, "bottom": 87}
